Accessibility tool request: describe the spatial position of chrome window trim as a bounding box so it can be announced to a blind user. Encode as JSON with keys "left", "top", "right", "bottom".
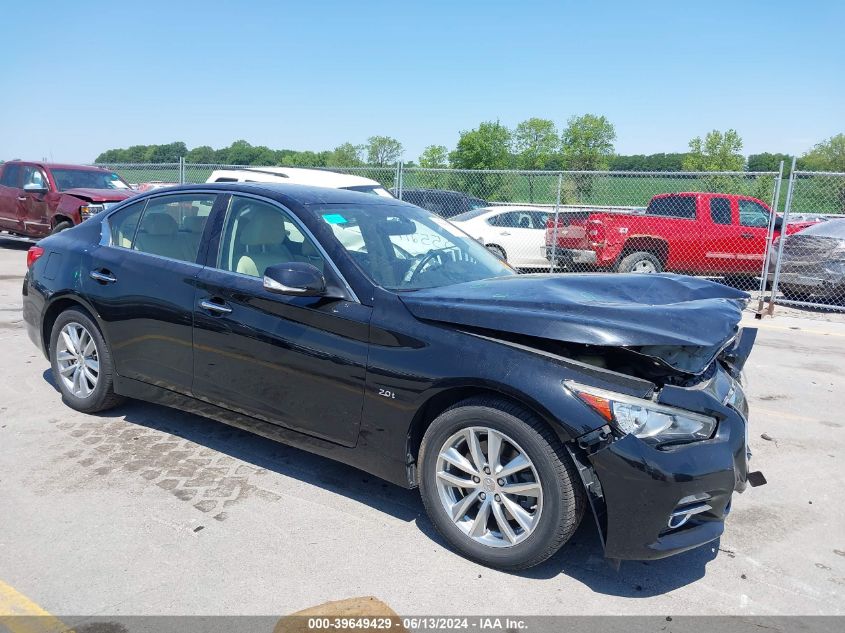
{"left": 215, "top": 191, "right": 361, "bottom": 304}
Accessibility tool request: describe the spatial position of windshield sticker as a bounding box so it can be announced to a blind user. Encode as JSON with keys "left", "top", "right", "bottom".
{"left": 322, "top": 213, "right": 348, "bottom": 225}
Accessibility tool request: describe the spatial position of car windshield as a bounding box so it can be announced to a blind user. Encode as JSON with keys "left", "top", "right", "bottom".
{"left": 315, "top": 202, "right": 516, "bottom": 291}
{"left": 451, "top": 208, "right": 492, "bottom": 222}
{"left": 343, "top": 185, "right": 394, "bottom": 198}
{"left": 51, "top": 169, "right": 131, "bottom": 192}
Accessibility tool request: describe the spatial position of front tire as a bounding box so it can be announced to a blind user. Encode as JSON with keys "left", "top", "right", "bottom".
{"left": 50, "top": 308, "right": 123, "bottom": 413}
{"left": 51, "top": 221, "right": 73, "bottom": 235}
{"left": 418, "top": 397, "right": 584, "bottom": 570}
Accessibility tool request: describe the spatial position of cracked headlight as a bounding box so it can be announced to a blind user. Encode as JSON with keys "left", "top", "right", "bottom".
{"left": 566, "top": 381, "right": 717, "bottom": 446}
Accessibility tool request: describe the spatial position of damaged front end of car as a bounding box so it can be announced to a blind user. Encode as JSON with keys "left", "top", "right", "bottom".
{"left": 401, "top": 273, "right": 766, "bottom": 561}
{"left": 564, "top": 325, "right": 764, "bottom": 561}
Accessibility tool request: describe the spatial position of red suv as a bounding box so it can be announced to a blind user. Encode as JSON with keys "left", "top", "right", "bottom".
{"left": 0, "top": 161, "right": 137, "bottom": 239}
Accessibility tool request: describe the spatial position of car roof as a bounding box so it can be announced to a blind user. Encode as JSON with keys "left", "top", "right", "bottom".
{"left": 3, "top": 161, "right": 111, "bottom": 172}
{"left": 478, "top": 205, "right": 547, "bottom": 212}
{"left": 146, "top": 181, "right": 408, "bottom": 208}
{"left": 207, "top": 167, "right": 381, "bottom": 188}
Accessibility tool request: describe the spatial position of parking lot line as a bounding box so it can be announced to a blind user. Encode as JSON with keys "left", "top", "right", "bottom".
{"left": 0, "top": 580, "right": 69, "bottom": 633}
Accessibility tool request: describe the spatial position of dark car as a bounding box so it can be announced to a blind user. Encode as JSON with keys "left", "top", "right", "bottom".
{"left": 770, "top": 218, "right": 845, "bottom": 301}
{"left": 0, "top": 161, "right": 136, "bottom": 239}
{"left": 23, "top": 183, "right": 763, "bottom": 570}
{"left": 395, "top": 188, "right": 488, "bottom": 218}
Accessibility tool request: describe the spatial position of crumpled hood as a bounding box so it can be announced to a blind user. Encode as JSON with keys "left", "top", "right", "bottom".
{"left": 63, "top": 188, "right": 136, "bottom": 202}
{"left": 399, "top": 273, "right": 749, "bottom": 374}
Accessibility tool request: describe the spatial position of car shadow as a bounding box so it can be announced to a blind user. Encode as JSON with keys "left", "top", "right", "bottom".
{"left": 42, "top": 369, "right": 717, "bottom": 595}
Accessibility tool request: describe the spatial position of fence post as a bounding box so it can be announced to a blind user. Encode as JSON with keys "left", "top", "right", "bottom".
{"left": 394, "top": 162, "right": 403, "bottom": 200}
{"left": 756, "top": 161, "right": 784, "bottom": 314}
{"left": 178, "top": 156, "right": 185, "bottom": 184}
{"left": 549, "top": 172, "right": 563, "bottom": 273}
{"left": 768, "top": 157, "right": 798, "bottom": 316}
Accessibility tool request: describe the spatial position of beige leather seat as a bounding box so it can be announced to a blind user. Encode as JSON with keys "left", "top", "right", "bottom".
{"left": 236, "top": 209, "right": 295, "bottom": 277}
{"left": 135, "top": 213, "right": 192, "bottom": 261}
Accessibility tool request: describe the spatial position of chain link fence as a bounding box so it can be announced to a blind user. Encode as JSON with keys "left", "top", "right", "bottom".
{"left": 97, "top": 161, "right": 811, "bottom": 296}
{"left": 769, "top": 169, "right": 845, "bottom": 312}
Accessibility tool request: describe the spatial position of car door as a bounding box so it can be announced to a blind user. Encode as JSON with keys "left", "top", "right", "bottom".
{"left": 191, "top": 193, "right": 371, "bottom": 447}
{"left": 0, "top": 163, "right": 23, "bottom": 232}
{"left": 699, "top": 196, "right": 744, "bottom": 273}
{"left": 735, "top": 198, "right": 774, "bottom": 272}
{"left": 19, "top": 165, "right": 52, "bottom": 236}
{"left": 487, "top": 211, "right": 538, "bottom": 267}
{"left": 82, "top": 191, "right": 221, "bottom": 395}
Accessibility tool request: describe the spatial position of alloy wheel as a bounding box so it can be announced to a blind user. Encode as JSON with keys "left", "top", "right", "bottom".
{"left": 55, "top": 322, "right": 100, "bottom": 398}
{"left": 434, "top": 426, "right": 543, "bottom": 548}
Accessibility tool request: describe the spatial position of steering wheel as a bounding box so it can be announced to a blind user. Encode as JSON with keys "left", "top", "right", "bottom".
{"left": 403, "top": 247, "right": 456, "bottom": 285}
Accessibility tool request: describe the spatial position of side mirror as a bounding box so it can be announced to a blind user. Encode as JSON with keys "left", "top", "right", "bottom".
{"left": 773, "top": 216, "right": 783, "bottom": 231}
{"left": 23, "top": 182, "right": 49, "bottom": 194}
{"left": 263, "top": 262, "right": 326, "bottom": 297}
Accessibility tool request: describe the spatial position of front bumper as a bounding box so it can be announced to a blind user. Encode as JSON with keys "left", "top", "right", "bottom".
{"left": 575, "top": 366, "right": 752, "bottom": 560}
{"left": 544, "top": 247, "right": 597, "bottom": 265}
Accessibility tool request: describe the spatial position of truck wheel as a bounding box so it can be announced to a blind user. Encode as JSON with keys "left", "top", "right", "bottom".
{"left": 486, "top": 244, "right": 507, "bottom": 261}
{"left": 51, "top": 221, "right": 73, "bottom": 235}
{"left": 617, "top": 251, "right": 662, "bottom": 274}
{"left": 418, "top": 397, "right": 584, "bottom": 570}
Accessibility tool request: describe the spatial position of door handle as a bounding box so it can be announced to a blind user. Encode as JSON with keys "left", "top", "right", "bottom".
{"left": 500, "top": 231, "right": 511, "bottom": 236}
{"left": 17, "top": 196, "right": 26, "bottom": 201}
{"left": 740, "top": 232, "right": 754, "bottom": 239}
{"left": 89, "top": 270, "right": 117, "bottom": 283}
{"left": 199, "top": 299, "right": 233, "bottom": 314}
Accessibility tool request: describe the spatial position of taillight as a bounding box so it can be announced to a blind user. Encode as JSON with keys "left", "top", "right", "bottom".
{"left": 27, "top": 246, "right": 45, "bottom": 268}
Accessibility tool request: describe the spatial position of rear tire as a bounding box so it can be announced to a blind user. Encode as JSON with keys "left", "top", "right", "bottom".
{"left": 50, "top": 308, "right": 124, "bottom": 413}
{"left": 617, "top": 251, "right": 662, "bottom": 274}
{"left": 418, "top": 397, "right": 584, "bottom": 570}
{"left": 51, "top": 221, "right": 73, "bottom": 235}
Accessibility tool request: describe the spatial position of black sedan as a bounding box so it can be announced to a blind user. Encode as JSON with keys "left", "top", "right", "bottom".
{"left": 22, "top": 183, "right": 762, "bottom": 570}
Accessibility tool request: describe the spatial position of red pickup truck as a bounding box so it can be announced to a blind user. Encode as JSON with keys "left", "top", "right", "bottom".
{"left": 0, "top": 161, "right": 137, "bottom": 239}
{"left": 545, "top": 192, "right": 814, "bottom": 274}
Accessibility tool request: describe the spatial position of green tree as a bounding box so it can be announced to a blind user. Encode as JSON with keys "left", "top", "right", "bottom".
{"left": 801, "top": 134, "right": 845, "bottom": 212}
{"left": 560, "top": 114, "right": 616, "bottom": 170}
{"left": 801, "top": 134, "right": 845, "bottom": 171}
{"left": 449, "top": 121, "right": 512, "bottom": 199}
{"left": 747, "top": 152, "right": 793, "bottom": 174}
{"left": 560, "top": 114, "right": 616, "bottom": 201}
{"left": 514, "top": 118, "right": 559, "bottom": 202}
{"left": 418, "top": 145, "right": 449, "bottom": 168}
{"left": 326, "top": 142, "right": 364, "bottom": 167}
{"left": 366, "top": 136, "right": 403, "bottom": 166}
{"left": 682, "top": 129, "right": 744, "bottom": 171}
{"left": 185, "top": 145, "right": 216, "bottom": 163}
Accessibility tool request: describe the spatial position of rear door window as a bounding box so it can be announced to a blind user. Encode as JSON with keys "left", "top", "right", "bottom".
{"left": 108, "top": 200, "right": 147, "bottom": 248}
{"left": 709, "top": 198, "right": 732, "bottom": 225}
{"left": 133, "top": 193, "right": 217, "bottom": 262}
{"left": 647, "top": 196, "right": 697, "bottom": 219}
{"left": 0, "top": 164, "right": 22, "bottom": 188}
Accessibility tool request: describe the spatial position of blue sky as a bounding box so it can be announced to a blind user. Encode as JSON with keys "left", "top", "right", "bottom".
{"left": 1, "top": 0, "right": 842, "bottom": 163}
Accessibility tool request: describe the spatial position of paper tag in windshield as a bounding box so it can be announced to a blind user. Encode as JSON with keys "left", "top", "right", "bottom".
{"left": 322, "top": 213, "right": 347, "bottom": 225}
{"left": 429, "top": 216, "right": 464, "bottom": 237}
